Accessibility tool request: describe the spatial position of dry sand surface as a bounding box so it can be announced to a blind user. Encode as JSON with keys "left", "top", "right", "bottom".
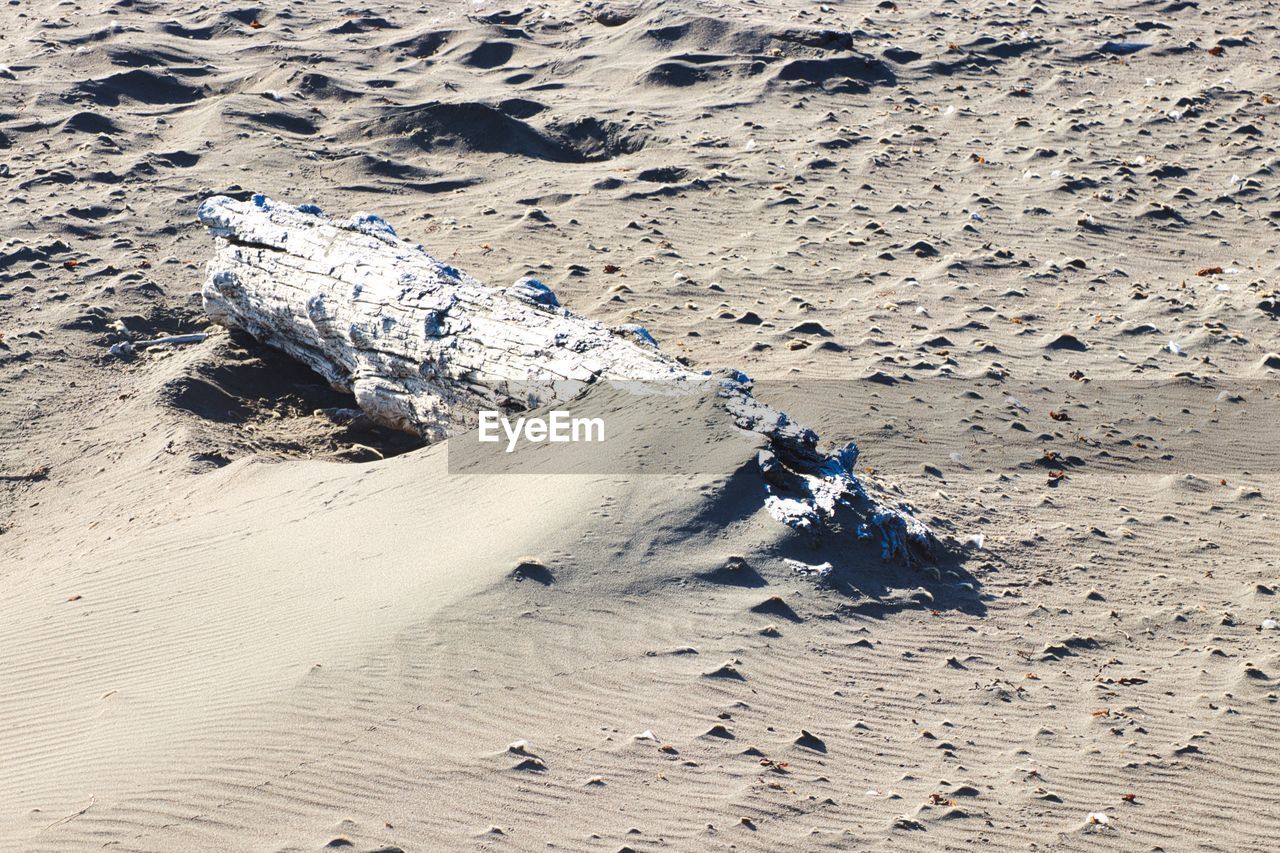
{"left": 3, "top": 0, "right": 1280, "bottom": 849}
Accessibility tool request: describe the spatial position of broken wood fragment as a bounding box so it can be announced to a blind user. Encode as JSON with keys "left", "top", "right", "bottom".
{"left": 198, "top": 194, "right": 934, "bottom": 562}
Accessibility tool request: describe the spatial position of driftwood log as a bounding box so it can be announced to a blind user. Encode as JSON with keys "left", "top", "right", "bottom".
{"left": 197, "top": 194, "right": 934, "bottom": 562}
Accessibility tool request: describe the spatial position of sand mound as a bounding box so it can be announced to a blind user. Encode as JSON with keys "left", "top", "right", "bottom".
{"left": 2, "top": 423, "right": 931, "bottom": 848}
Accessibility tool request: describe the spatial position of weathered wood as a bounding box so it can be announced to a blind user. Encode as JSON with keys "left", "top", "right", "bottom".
{"left": 198, "top": 194, "right": 934, "bottom": 562}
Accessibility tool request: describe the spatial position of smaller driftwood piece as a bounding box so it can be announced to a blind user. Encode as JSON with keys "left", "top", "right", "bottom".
{"left": 197, "top": 194, "right": 935, "bottom": 563}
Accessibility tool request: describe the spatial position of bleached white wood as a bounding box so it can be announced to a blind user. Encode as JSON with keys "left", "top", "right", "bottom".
{"left": 198, "top": 194, "right": 934, "bottom": 562}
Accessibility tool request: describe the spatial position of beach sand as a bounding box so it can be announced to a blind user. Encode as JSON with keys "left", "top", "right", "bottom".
{"left": 2, "top": 0, "right": 1279, "bottom": 849}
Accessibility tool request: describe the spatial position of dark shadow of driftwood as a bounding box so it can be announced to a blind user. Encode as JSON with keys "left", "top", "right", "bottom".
{"left": 161, "top": 330, "right": 426, "bottom": 460}
{"left": 692, "top": 461, "right": 988, "bottom": 618}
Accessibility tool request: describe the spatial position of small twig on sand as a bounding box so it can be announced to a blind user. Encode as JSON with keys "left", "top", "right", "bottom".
{"left": 109, "top": 333, "right": 207, "bottom": 358}
{"left": 43, "top": 796, "right": 96, "bottom": 831}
